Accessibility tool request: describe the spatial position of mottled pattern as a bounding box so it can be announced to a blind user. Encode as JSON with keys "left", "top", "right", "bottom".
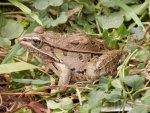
{"left": 19, "top": 26, "right": 123, "bottom": 92}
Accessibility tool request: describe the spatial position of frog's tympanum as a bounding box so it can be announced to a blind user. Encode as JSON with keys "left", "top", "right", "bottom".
{"left": 19, "top": 26, "right": 123, "bottom": 92}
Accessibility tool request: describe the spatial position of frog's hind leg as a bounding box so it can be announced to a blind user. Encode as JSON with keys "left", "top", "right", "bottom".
{"left": 86, "top": 50, "right": 122, "bottom": 80}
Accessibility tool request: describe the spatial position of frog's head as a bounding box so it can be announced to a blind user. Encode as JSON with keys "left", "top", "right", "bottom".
{"left": 19, "top": 26, "right": 45, "bottom": 47}
{"left": 19, "top": 26, "right": 59, "bottom": 62}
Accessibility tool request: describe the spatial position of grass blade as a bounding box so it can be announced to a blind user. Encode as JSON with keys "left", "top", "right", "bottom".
{"left": 0, "top": 62, "right": 38, "bottom": 73}
{"left": 113, "top": 0, "right": 145, "bottom": 30}
{"left": 9, "top": 0, "right": 42, "bottom": 25}
{"left": 1, "top": 44, "right": 20, "bottom": 64}
{"left": 8, "top": 0, "right": 31, "bottom": 14}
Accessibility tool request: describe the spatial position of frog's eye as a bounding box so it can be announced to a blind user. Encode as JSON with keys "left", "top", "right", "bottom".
{"left": 32, "top": 36, "right": 42, "bottom": 48}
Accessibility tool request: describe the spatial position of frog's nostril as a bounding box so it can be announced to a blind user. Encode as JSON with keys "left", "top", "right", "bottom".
{"left": 22, "top": 38, "right": 28, "bottom": 41}
{"left": 19, "top": 38, "right": 27, "bottom": 42}
{"left": 19, "top": 37, "right": 28, "bottom": 44}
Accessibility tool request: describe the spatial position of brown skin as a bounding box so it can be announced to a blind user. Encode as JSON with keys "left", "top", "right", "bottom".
{"left": 19, "top": 26, "right": 122, "bottom": 92}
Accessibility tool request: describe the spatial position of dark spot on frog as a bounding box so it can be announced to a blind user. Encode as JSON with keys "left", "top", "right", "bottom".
{"left": 91, "top": 41, "right": 95, "bottom": 45}
{"left": 71, "top": 68, "right": 75, "bottom": 71}
{"left": 91, "top": 54, "right": 94, "bottom": 58}
{"left": 77, "top": 70, "right": 84, "bottom": 74}
{"left": 78, "top": 54, "right": 83, "bottom": 60}
{"left": 63, "top": 51, "right": 67, "bottom": 56}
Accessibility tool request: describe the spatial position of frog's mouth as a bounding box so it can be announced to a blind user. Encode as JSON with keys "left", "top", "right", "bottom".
{"left": 19, "top": 36, "right": 60, "bottom": 63}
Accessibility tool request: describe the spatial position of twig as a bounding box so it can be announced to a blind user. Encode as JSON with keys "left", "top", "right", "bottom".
{"left": 3, "top": 11, "right": 25, "bottom": 15}
{"left": 5, "top": 15, "right": 33, "bottom": 21}
{"left": 35, "top": 85, "right": 94, "bottom": 91}
{"left": 0, "top": 92, "right": 52, "bottom": 96}
{"left": 0, "top": 85, "right": 93, "bottom": 96}
{"left": 7, "top": 92, "right": 26, "bottom": 112}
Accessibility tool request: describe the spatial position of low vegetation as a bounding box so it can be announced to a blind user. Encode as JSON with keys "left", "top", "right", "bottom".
{"left": 0, "top": 0, "right": 150, "bottom": 113}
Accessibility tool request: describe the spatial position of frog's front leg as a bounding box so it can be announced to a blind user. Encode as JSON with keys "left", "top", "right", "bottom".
{"left": 52, "top": 62, "right": 71, "bottom": 93}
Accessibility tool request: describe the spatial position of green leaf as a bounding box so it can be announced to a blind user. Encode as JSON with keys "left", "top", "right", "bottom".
{"left": 121, "top": 75, "right": 145, "bottom": 90}
{"left": 51, "top": 12, "right": 68, "bottom": 27}
{"left": 88, "top": 90, "right": 104, "bottom": 108}
{"left": 112, "top": 79, "right": 124, "bottom": 89}
{"left": 8, "top": 0, "right": 31, "bottom": 14}
{"left": 43, "top": 12, "right": 68, "bottom": 27}
{"left": 2, "top": 23, "right": 38, "bottom": 64}
{"left": 91, "top": 106, "right": 101, "bottom": 113}
{"left": 78, "top": 104, "right": 90, "bottom": 113}
{"left": 48, "top": 0, "right": 63, "bottom": 6}
{"left": 42, "top": 16, "right": 52, "bottom": 28}
{"left": 113, "top": 0, "right": 144, "bottom": 29}
{"left": 101, "top": 0, "right": 116, "bottom": 7}
{"left": 141, "top": 89, "right": 150, "bottom": 105}
{"left": 130, "top": 27, "right": 145, "bottom": 40}
{"left": 117, "top": 24, "right": 129, "bottom": 38}
{"left": 34, "top": 0, "right": 63, "bottom": 10}
{"left": 105, "top": 37, "right": 119, "bottom": 48}
{"left": 12, "top": 79, "right": 50, "bottom": 84}
{"left": 96, "top": 12, "right": 124, "bottom": 29}
{"left": 105, "top": 89, "right": 122, "bottom": 102}
{"left": 34, "top": 0, "right": 49, "bottom": 10}
{"left": 99, "top": 77, "right": 112, "bottom": 91}
{"left": 0, "top": 15, "right": 6, "bottom": 27}
{"left": 134, "top": 50, "right": 149, "bottom": 62}
{"left": 1, "top": 19, "right": 24, "bottom": 39}
{"left": 46, "top": 100, "right": 61, "bottom": 109}
{"left": 128, "top": 105, "right": 148, "bottom": 113}
{"left": 77, "top": 0, "right": 95, "bottom": 13}
{"left": 60, "top": 98, "right": 73, "bottom": 111}
{"left": 46, "top": 97, "right": 73, "bottom": 111}
{"left": 102, "top": 30, "right": 119, "bottom": 48}
{"left": 0, "top": 38, "right": 11, "bottom": 48}
{"left": 0, "top": 62, "right": 38, "bottom": 73}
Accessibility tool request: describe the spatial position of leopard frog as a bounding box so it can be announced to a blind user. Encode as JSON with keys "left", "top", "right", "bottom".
{"left": 19, "top": 26, "right": 122, "bottom": 92}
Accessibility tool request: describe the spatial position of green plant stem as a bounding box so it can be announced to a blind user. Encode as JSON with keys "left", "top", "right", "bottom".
{"left": 95, "top": 17, "right": 102, "bottom": 35}
{"left": 126, "top": 87, "right": 134, "bottom": 101}
{"left": 87, "top": 33, "right": 102, "bottom": 37}
{"left": 117, "top": 49, "right": 138, "bottom": 78}
{"left": 76, "top": 88, "right": 82, "bottom": 105}
{"left": 121, "top": 90, "right": 127, "bottom": 113}
{"left": 0, "top": 2, "right": 13, "bottom": 6}
{"left": 3, "top": 11, "right": 25, "bottom": 15}
{"left": 123, "top": 49, "right": 138, "bottom": 67}
{"left": 132, "top": 87, "right": 150, "bottom": 97}
{"left": 142, "top": 22, "right": 150, "bottom": 25}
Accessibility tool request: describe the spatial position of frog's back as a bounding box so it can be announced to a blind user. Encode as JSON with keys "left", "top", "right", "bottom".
{"left": 43, "top": 31, "right": 108, "bottom": 54}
